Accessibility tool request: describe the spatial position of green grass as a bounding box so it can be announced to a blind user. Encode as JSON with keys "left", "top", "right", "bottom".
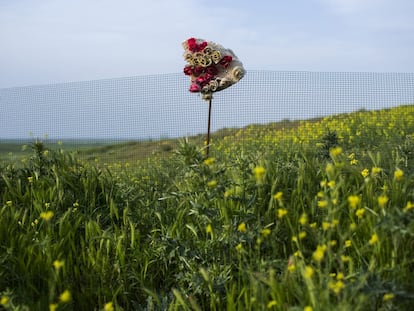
{"left": 1, "top": 106, "right": 414, "bottom": 310}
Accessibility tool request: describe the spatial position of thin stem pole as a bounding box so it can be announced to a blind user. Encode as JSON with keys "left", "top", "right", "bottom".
{"left": 206, "top": 97, "right": 212, "bottom": 157}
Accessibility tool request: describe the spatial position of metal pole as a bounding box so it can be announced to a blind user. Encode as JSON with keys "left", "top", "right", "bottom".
{"left": 206, "top": 97, "right": 212, "bottom": 157}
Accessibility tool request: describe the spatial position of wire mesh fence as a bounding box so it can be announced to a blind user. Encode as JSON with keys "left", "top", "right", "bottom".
{"left": 1, "top": 70, "right": 414, "bottom": 141}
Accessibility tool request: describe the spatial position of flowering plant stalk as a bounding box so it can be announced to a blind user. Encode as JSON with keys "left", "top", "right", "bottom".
{"left": 182, "top": 37, "right": 245, "bottom": 156}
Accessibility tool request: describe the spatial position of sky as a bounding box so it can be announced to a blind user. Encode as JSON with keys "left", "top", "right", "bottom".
{"left": 1, "top": 0, "right": 414, "bottom": 88}
{"left": 1, "top": 0, "right": 414, "bottom": 140}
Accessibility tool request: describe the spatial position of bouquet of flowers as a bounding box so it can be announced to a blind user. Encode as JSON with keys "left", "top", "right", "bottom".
{"left": 182, "top": 37, "right": 245, "bottom": 156}
{"left": 182, "top": 37, "right": 245, "bottom": 100}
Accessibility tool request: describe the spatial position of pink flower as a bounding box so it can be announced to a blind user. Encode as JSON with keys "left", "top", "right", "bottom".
{"left": 189, "top": 83, "right": 200, "bottom": 92}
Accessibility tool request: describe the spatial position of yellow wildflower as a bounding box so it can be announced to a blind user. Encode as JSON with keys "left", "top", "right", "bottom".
{"left": 371, "top": 167, "right": 382, "bottom": 176}
{"left": 299, "top": 231, "right": 307, "bottom": 239}
{"left": 294, "top": 251, "right": 302, "bottom": 258}
{"left": 345, "top": 240, "right": 352, "bottom": 248}
{"left": 322, "top": 222, "right": 331, "bottom": 230}
{"left": 347, "top": 195, "right": 360, "bottom": 209}
{"left": 299, "top": 213, "right": 308, "bottom": 225}
{"left": 361, "top": 169, "right": 369, "bottom": 178}
{"left": 49, "top": 303, "right": 58, "bottom": 311}
{"left": 1, "top": 296, "right": 9, "bottom": 306}
{"left": 104, "top": 302, "right": 114, "bottom": 311}
{"left": 59, "top": 290, "right": 71, "bottom": 303}
{"left": 327, "top": 180, "right": 336, "bottom": 189}
{"left": 383, "top": 293, "right": 395, "bottom": 301}
{"left": 253, "top": 166, "right": 266, "bottom": 182}
{"left": 317, "top": 200, "right": 328, "bottom": 208}
{"left": 304, "top": 266, "right": 314, "bottom": 279}
{"left": 355, "top": 208, "right": 365, "bottom": 218}
{"left": 235, "top": 243, "right": 243, "bottom": 252}
{"left": 404, "top": 201, "right": 414, "bottom": 212}
{"left": 330, "top": 146, "right": 343, "bottom": 157}
{"left": 325, "top": 163, "right": 335, "bottom": 175}
{"left": 203, "top": 157, "right": 215, "bottom": 166}
{"left": 369, "top": 233, "right": 379, "bottom": 245}
{"left": 206, "top": 224, "right": 213, "bottom": 234}
{"left": 207, "top": 180, "right": 217, "bottom": 188}
{"left": 267, "top": 300, "right": 277, "bottom": 308}
{"left": 277, "top": 208, "right": 288, "bottom": 219}
{"left": 273, "top": 191, "right": 283, "bottom": 202}
{"left": 394, "top": 169, "right": 404, "bottom": 181}
{"left": 341, "top": 255, "right": 351, "bottom": 262}
{"left": 312, "top": 245, "right": 327, "bottom": 262}
{"left": 378, "top": 195, "right": 389, "bottom": 207}
{"left": 28, "top": 176, "right": 34, "bottom": 183}
{"left": 336, "top": 272, "right": 344, "bottom": 280}
{"left": 329, "top": 280, "right": 345, "bottom": 294}
{"left": 53, "top": 260, "right": 64, "bottom": 270}
{"left": 304, "top": 306, "right": 313, "bottom": 311}
{"left": 237, "top": 222, "right": 247, "bottom": 233}
{"left": 261, "top": 228, "right": 271, "bottom": 237}
{"left": 40, "top": 211, "right": 54, "bottom": 221}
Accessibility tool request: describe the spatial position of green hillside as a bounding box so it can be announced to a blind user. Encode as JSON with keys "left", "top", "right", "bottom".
{"left": 1, "top": 105, "right": 414, "bottom": 310}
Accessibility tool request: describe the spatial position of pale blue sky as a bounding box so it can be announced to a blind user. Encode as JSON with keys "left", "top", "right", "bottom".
{"left": 1, "top": 0, "right": 414, "bottom": 88}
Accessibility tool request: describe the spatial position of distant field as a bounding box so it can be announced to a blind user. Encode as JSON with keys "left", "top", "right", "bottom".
{"left": 0, "top": 118, "right": 311, "bottom": 166}
{"left": 0, "top": 138, "right": 181, "bottom": 167}
{"left": 0, "top": 139, "right": 114, "bottom": 164}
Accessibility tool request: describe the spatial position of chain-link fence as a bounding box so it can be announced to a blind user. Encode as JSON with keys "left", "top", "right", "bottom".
{"left": 1, "top": 71, "right": 414, "bottom": 140}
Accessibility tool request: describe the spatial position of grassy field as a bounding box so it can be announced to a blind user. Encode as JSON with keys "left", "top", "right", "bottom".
{"left": 1, "top": 105, "right": 414, "bottom": 310}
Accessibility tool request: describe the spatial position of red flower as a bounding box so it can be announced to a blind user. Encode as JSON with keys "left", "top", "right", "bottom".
{"left": 183, "top": 66, "right": 193, "bottom": 75}
{"left": 187, "top": 38, "right": 208, "bottom": 52}
{"left": 194, "top": 65, "right": 205, "bottom": 76}
{"left": 204, "top": 73, "right": 214, "bottom": 82}
{"left": 219, "top": 55, "right": 233, "bottom": 68}
{"left": 198, "top": 41, "right": 208, "bottom": 51}
{"left": 187, "top": 38, "right": 198, "bottom": 52}
{"left": 206, "top": 65, "right": 218, "bottom": 75}
{"left": 196, "top": 76, "right": 207, "bottom": 86}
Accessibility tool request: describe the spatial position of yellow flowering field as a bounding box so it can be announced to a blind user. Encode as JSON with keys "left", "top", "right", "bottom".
{"left": 1, "top": 105, "right": 414, "bottom": 310}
